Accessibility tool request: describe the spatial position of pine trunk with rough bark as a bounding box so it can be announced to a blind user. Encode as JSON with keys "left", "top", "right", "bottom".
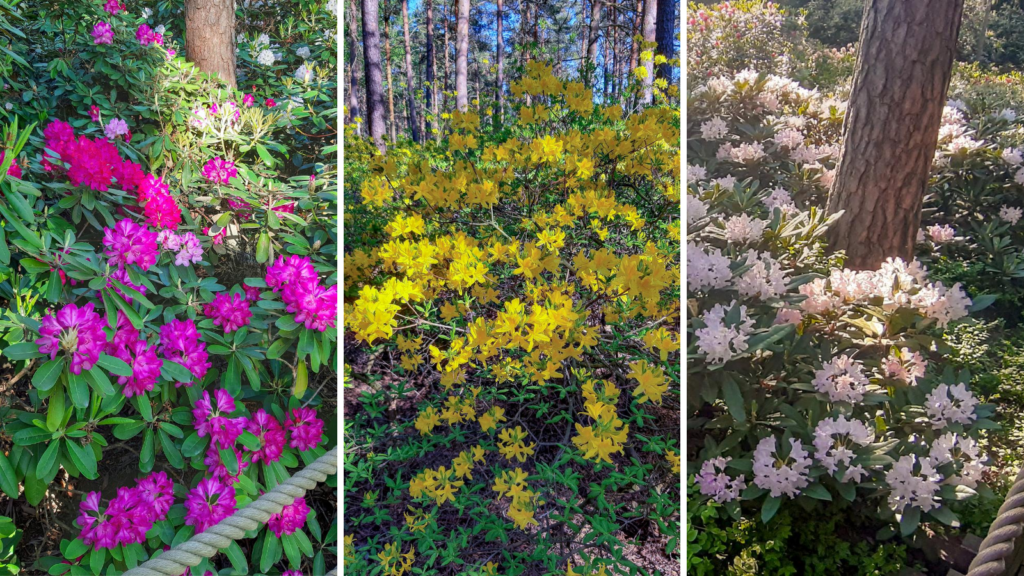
{"left": 641, "top": 0, "right": 657, "bottom": 103}
{"left": 630, "top": 0, "right": 641, "bottom": 72}
{"left": 586, "top": 0, "right": 602, "bottom": 79}
{"left": 443, "top": 0, "right": 451, "bottom": 113}
{"left": 384, "top": 17, "right": 397, "bottom": 144}
{"left": 346, "top": 0, "right": 362, "bottom": 135}
{"left": 426, "top": 0, "right": 437, "bottom": 138}
{"left": 496, "top": 0, "right": 504, "bottom": 121}
{"left": 455, "top": 0, "right": 470, "bottom": 111}
{"left": 185, "top": 0, "right": 236, "bottom": 88}
{"left": 402, "top": 0, "right": 421, "bottom": 142}
{"left": 655, "top": 0, "right": 675, "bottom": 80}
{"left": 362, "top": 0, "right": 388, "bottom": 153}
{"left": 825, "top": 0, "right": 965, "bottom": 269}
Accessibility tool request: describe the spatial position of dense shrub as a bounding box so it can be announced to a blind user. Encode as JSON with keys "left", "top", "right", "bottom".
{"left": 343, "top": 61, "right": 681, "bottom": 574}
{"left": 0, "top": 1, "right": 338, "bottom": 574}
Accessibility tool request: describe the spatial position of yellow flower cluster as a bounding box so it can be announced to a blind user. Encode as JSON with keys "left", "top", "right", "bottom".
{"left": 378, "top": 542, "right": 415, "bottom": 576}
{"left": 491, "top": 468, "right": 543, "bottom": 529}
{"left": 572, "top": 377, "right": 629, "bottom": 464}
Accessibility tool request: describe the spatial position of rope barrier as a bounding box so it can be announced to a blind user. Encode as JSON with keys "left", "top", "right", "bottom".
{"left": 968, "top": 465, "right": 1024, "bottom": 576}
{"left": 122, "top": 446, "right": 338, "bottom": 576}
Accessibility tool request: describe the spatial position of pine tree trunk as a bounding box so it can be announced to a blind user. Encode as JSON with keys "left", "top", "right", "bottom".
{"left": 384, "top": 17, "right": 397, "bottom": 144}
{"left": 402, "top": 0, "right": 421, "bottom": 142}
{"left": 630, "top": 0, "right": 641, "bottom": 73}
{"left": 184, "top": 0, "right": 236, "bottom": 88}
{"left": 346, "top": 0, "right": 363, "bottom": 135}
{"left": 362, "top": 0, "right": 388, "bottom": 153}
{"left": 825, "top": 0, "right": 965, "bottom": 270}
{"left": 655, "top": 0, "right": 675, "bottom": 80}
{"left": 496, "top": 0, "right": 504, "bottom": 121}
{"left": 443, "top": 0, "right": 451, "bottom": 113}
{"left": 586, "top": 0, "right": 602, "bottom": 79}
{"left": 425, "top": 0, "right": 437, "bottom": 138}
{"left": 641, "top": 0, "right": 657, "bottom": 104}
{"left": 455, "top": 0, "right": 470, "bottom": 112}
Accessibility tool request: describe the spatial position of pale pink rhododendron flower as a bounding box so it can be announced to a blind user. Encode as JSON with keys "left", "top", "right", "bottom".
{"left": 695, "top": 301, "right": 755, "bottom": 364}
{"left": 735, "top": 250, "right": 787, "bottom": 300}
{"left": 812, "top": 355, "right": 869, "bottom": 404}
{"left": 695, "top": 456, "right": 746, "bottom": 503}
{"left": 104, "top": 118, "right": 129, "bottom": 139}
{"left": 1001, "top": 205, "right": 1023, "bottom": 225}
{"left": 202, "top": 157, "right": 237, "bottom": 184}
{"left": 752, "top": 436, "right": 811, "bottom": 498}
{"left": 103, "top": 219, "right": 159, "bottom": 270}
{"left": 686, "top": 195, "right": 708, "bottom": 224}
{"left": 925, "top": 383, "right": 979, "bottom": 429}
{"left": 36, "top": 302, "right": 108, "bottom": 374}
{"left": 885, "top": 454, "right": 942, "bottom": 513}
{"left": 204, "top": 292, "right": 252, "bottom": 333}
{"left": 773, "top": 308, "right": 803, "bottom": 326}
{"left": 813, "top": 416, "right": 873, "bottom": 483}
{"left": 268, "top": 497, "right": 310, "bottom": 537}
{"left": 929, "top": 432, "right": 986, "bottom": 489}
{"left": 286, "top": 407, "right": 324, "bottom": 451}
{"left": 722, "top": 213, "right": 766, "bottom": 244}
{"left": 159, "top": 318, "right": 211, "bottom": 384}
{"left": 882, "top": 348, "right": 928, "bottom": 385}
{"left": 193, "top": 389, "right": 247, "bottom": 449}
{"left": 184, "top": 478, "right": 236, "bottom": 533}
{"left": 926, "top": 224, "right": 955, "bottom": 243}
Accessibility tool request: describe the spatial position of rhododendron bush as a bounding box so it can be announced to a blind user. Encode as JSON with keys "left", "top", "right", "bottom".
{"left": 343, "top": 61, "right": 681, "bottom": 574}
{"left": 0, "top": 1, "right": 337, "bottom": 574}
{"left": 686, "top": 1, "right": 1024, "bottom": 565}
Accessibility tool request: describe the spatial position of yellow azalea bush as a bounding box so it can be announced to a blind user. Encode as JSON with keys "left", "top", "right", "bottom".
{"left": 343, "top": 60, "right": 681, "bottom": 574}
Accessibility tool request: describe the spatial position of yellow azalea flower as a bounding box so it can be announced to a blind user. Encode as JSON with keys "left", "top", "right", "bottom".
{"left": 478, "top": 405, "right": 507, "bottom": 432}
{"left": 643, "top": 327, "right": 680, "bottom": 361}
{"left": 378, "top": 542, "right": 415, "bottom": 576}
{"left": 498, "top": 426, "right": 537, "bottom": 462}
{"left": 628, "top": 359, "right": 668, "bottom": 405}
{"left": 414, "top": 406, "right": 441, "bottom": 436}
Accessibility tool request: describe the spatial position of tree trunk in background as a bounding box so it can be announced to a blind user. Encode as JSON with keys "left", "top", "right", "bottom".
{"left": 362, "top": 0, "right": 388, "bottom": 153}
{"left": 496, "top": 0, "right": 504, "bottom": 121}
{"left": 630, "top": 0, "right": 641, "bottom": 73}
{"left": 825, "top": 0, "right": 964, "bottom": 270}
{"left": 425, "top": 0, "right": 437, "bottom": 138}
{"left": 586, "top": 0, "right": 602, "bottom": 81}
{"left": 640, "top": 0, "right": 656, "bottom": 103}
{"left": 443, "top": 0, "right": 451, "bottom": 113}
{"left": 611, "top": 6, "right": 618, "bottom": 94}
{"left": 455, "top": 0, "right": 470, "bottom": 111}
{"left": 655, "top": 0, "right": 675, "bottom": 80}
{"left": 185, "top": 0, "right": 237, "bottom": 88}
{"left": 384, "top": 17, "right": 397, "bottom": 144}
{"left": 401, "top": 0, "right": 421, "bottom": 143}
{"left": 346, "top": 0, "right": 362, "bottom": 135}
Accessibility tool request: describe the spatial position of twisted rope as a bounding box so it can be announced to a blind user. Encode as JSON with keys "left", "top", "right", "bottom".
{"left": 122, "top": 446, "right": 338, "bottom": 576}
{"left": 968, "top": 465, "right": 1024, "bottom": 576}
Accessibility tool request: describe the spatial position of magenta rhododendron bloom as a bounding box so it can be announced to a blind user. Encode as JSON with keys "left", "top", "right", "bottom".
{"left": 92, "top": 22, "right": 114, "bottom": 45}
{"left": 159, "top": 318, "right": 211, "bottom": 384}
{"left": 184, "top": 478, "right": 236, "bottom": 533}
{"left": 77, "top": 486, "right": 155, "bottom": 550}
{"left": 204, "top": 444, "right": 249, "bottom": 485}
{"left": 265, "top": 98, "right": 276, "bottom": 107}
{"left": 0, "top": 152, "right": 22, "bottom": 179}
{"left": 135, "top": 471, "right": 174, "bottom": 521}
{"left": 266, "top": 255, "right": 318, "bottom": 293}
{"left": 137, "top": 177, "right": 182, "bottom": 229}
{"left": 103, "top": 0, "right": 123, "bottom": 14}
{"left": 246, "top": 409, "right": 285, "bottom": 464}
{"left": 267, "top": 496, "right": 309, "bottom": 537}
{"left": 202, "top": 157, "right": 237, "bottom": 184}
{"left": 282, "top": 572, "right": 303, "bottom": 576}
{"left": 89, "top": 105, "right": 100, "bottom": 122}
{"left": 106, "top": 267, "right": 148, "bottom": 303}
{"left": 103, "top": 219, "right": 159, "bottom": 270}
{"left": 136, "top": 24, "right": 163, "bottom": 46}
{"left": 242, "top": 93, "right": 255, "bottom": 107}
{"left": 112, "top": 339, "right": 161, "bottom": 397}
{"left": 243, "top": 284, "right": 261, "bottom": 302}
{"left": 286, "top": 407, "right": 324, "bottom": 451}
{"left": 193, "top": 389, "right": 246, "bottom": 449}
{"left": 36, "top": 302, "right": 107, "bottom": 374}
{"left": 108, "top": 311, "right": 139, "bottom": 354}
{"left": 204, "top": 292, "right": 252, "bottom": 333}
{"left": 288, "top": 282, "right": 337, "bottom": 332}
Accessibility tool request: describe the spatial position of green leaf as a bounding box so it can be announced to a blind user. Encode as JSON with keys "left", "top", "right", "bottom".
{"left": 66, "top": 440, "right": 98, "bottom": 479}
{"left": 160, "top": 360, "right": 193, "bottom": 383}
{"left": 282, "top": 532, "right": 300, "bottom": 568}
{"left": 929, "top": 505, "right": 959, "bottom": 526}
{"left": 158, "top": 430, "right": 183, "bottom": 469}
{"left": 181, "top": 432, "right": 207, "bottom": 458}
{"left": 266, "top": 338, "right": 291, "bottom": 360}
{"left": 68, "top": 371, "right": 89, "bottom": 409}
{"left": 720, "top": 378, "right": 745, "bottom": 423}
{"left": 761, "top": 496, "right": 782, "bottom": 523}
{"left": 84, "top": 366, "right": 115, "bottom": 396}
{"left": 293, "top": 359, "right": 308, "bottom": 399}
{"left": 32, "top": 359, "right": 64, "bottom": 392}
{"left": 46, "top": 386, "right": 64, "bottom": 432}
{"left": 35, "top": 439, "right": 60, "bottom": 479}
{"left": 0, "top": 451, "right": 20, "bottom": 499}
{"left": 97, "top": 354, "right": 132, "bottom": 377}
{"left": 2, "top": 342, "right": 44, "bottom": 361}
{"left": 803, "top": 483, "right": 832, "bottom": 501}
{"left": 260, "top": 532, "right": 282, "bottom": 573}
{"left": 255, "top": 231, "right": 271, "bottom": 263}
{"left": 900, "top": 506, "right": 922, "bottom": 536}
{"left": 219, "top": 448, "right": 239, "bottom": 475}
{"left": 23, "top": 471, "right": 46, "bottom": 507}
{"left": 225, "top": 541, "right": 248, "bottom": 574}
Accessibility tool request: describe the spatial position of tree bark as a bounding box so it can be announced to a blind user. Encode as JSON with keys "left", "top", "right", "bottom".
{"left": 443, "top": 0, "right": 451, "bottom": 113}
{"left": 630, "top": 0, "right": 641, "bottom": 73}
{"left": 185, "top": 0, "right": 236, "bottom": 88}
{"left": 455, "top": 0, "right": 470, "bottom": 111}
{"left": 402, "top": 0, "right": 421, "bottom": 142}
{"left": 641, "top": 0, "right": 657, "bottom": 104}
{"left": 496, "top": 0, "right": 504, "bottom": 121}
{"left": 655, "top": 0, "right": 675, "bottom": 80}
{"left": 346, "top": 0, "right": 363, "bottom": 135}
{"left": 384, "top": 16, "right": 397, "bottom": 144}
{"left": 586, "top": 0, "right": 602, "bottom": 77}
{"left": 825, "top": 0, "right": 965, "bottom": 270}
{"left": 425, "top": 0, "right": 437, "bottom": 138}
{"left": 362, "top": 0, "right": 388, "bottom": 153}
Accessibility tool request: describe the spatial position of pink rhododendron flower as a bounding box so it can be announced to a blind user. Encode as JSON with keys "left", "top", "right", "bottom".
{"left": 265, "top": 98, "right": 276, "bottom": 107}
{"left": 92, "top": 22, "right": 114, "bottom": 45}
{"left": 106, "top": 268, "right": 148, "bottom": 303}
{"left": 103, "top": 0, "right": 123, "bottom": 14}
{"left": 267, "top": 497, "right": 309, "bottom": 537}
{"left": 135, "top": 472, "right": 174, "bottom": 521}
{"left": 288, "top": 282, "right": 337, "bottom": 332}
{"left": 272, "top": 201, "right": 296, "bottom": 214}
{"left": 77, "top": 486, "right": 155, "bottom": 550}
{"left": 246, "top": 409, "right": 285, "bottom": 464}
{"left": 286, "top": 407, "right": 324, "bottom": 451}
{"left": 159, "top": 318, "right": 211, "bottom": 384}
{"left": 140, "top": 183, "right": 182, "bottom": 229}
{"left": 89, "top": 105, "right": 101, "bottom": 122}
{"left": 36, "top": 302, "right": 107, "bottom": 374}
{"left": 192, "top": 389, "right": 246, "bottom": 449}
{"left": 108, "top": 311, "right": 140, "bottom": 354}
{"left": 136, "top": 24, "right": 163, "bottom": 46}
{"left": 266, "top": 255, "right": 318, "bottom": 293}
{"left": 242, "top": 94, "right": 255, "bottom": 107}
{"left": 0, "top": 152, "right": 21, "bottom": 179}
{"left": 184, "top": 478, "right": 236, "bottom": 533}
{"left": 204, "top": 292, "right": 252, "bottom": 333}
{"left": 111, "top": 338, "right": 161, "bottom": 397}
{"left": 204, "top": 444, "right": 249, "bottom": 485}
{"left": 243, "top": 284, "right": 261, "bottom": 302}
{"left": 103, "top": 219, "right": 159, "bottom": 270}
{"left": 104, "top": 118, "right": 129, "bottom": 139}
{"left": 202, "top": 157, "right": 237, "bottom": 184}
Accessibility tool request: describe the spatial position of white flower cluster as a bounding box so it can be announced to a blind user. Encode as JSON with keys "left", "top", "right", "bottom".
{"left": 687, "top": 242, "right": 732, "bottom": 291}
{"left": 882, "top": 347, "right": 928, "bottom": 385}
{"left": 735, "top": 250, "right": 788, "bottom": 300}
{"left": 687, "top": 195, "right": 708, "bottom": 224}
{"left": 812, "top": 355, "right": 869, "bottom": 404}
{"left": 722, "top": 213, "right": 767, "bottom": 244}
{"left": 813, "top": 415, "right": 873, "bottom": 483}
{"left": 753, "top": 436, "right": 811, "bottom": 498}
{"left": 695, "top": 457, "right": 747, "bottom": 503}
{"left": 1001, "top": 205, "right": 1023, "bottom": 225}
{"left": 929, "top": 432, "right": 986, "bottom": 489}
{"left": 885, "top": 455, "right": 942, "bottom": 512}
{"left": 695, "top": 301, "right": 755, "bottom": 364}
{"left": 924, "top": 383, "right": 979, "bottom": 429}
